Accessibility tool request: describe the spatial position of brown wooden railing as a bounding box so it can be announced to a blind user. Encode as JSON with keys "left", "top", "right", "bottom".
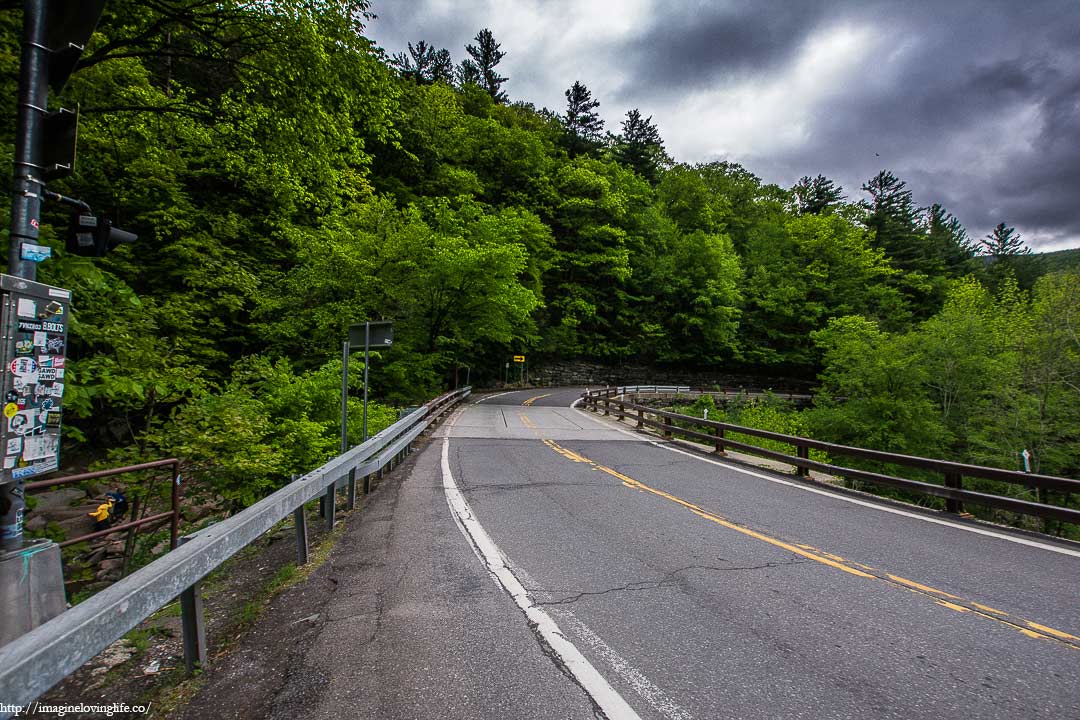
{"left": 583, "top": 386, "right": 1080, "bottom": 527}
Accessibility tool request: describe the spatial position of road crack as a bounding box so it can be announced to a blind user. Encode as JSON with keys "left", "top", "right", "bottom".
{"left": 533, "top": 559, "right": 808, "bottom": 605}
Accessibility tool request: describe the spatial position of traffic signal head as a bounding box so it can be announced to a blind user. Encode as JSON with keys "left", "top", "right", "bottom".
{"left": 66, "top": 214, "right": 137, "bottom": 256}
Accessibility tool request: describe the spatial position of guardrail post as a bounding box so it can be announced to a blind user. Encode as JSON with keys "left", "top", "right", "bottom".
{"left": 178, "top": 536, "right": 208, "bottom": 673}
{"left": 713, "top": 426, "right": 726, "bottom": 455}
{"left": 617, "top": 402, "right": 625, "bottom": 421}
{"left": 363, "top": 473, "right": 371, "bottom": 494}
{"left": 636, "top": 408, "right": 644, "bottom": 428}
{"left": 662, "top": 416, "right": 673, "bottom": 439}
{"left": 294, "top": 504, "right": 309, "bottom": 565}
{"left": 604, "top": 397, "right": 610, "bottom": 416}
{"left": 944, "top": 473, "right": 963, "bottom": 514}
{"left": 796, "top": 445, "right": 810, "bottom": 476}
{"left": 324, "top": 482, "right": 336, "bottom": 530}
{"left": 346, "top": 467, "right": 357, "bottom": 511}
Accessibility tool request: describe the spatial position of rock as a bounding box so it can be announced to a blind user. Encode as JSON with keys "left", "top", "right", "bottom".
{"left": 57, "top": 515, "right": 96, "bottom": 540}
{"left": 45, "top": 505, "right": 96, "bottom": 521}
{"left": 105, "top": 541, "right": 126, "bottom": 554}
{"left": 24, "top": 514, "right": 46, "bottom": 532}
{"left": 84, "top": 547, "right": 108, "bottom": 565}
{"left": 95, "top": 639, "right": 136, "bottom": 671}
{"left": 97, "top": 569, "right": 122, "bottom": 582}
{"left": 98, "top": 558, "right": 124, "bottom": 572}
{"left": 28, "top": 487, "right": 86, "bottom": 513}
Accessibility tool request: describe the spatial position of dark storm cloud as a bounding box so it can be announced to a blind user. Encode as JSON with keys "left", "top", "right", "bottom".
{"left": 366, "top": 0, "right": 1080, "bottom": 250}
{"left": 621, "top": 1, "right": 833, "bottom": 95}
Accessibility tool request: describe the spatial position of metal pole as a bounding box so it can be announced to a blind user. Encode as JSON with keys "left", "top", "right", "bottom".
{"left": 8, "top": 0, "right": 47, "bottom": 280}
{"left": 362, "top": 322, "right": 370, "bottom": 441}
{"left": 170, "top": 462, "right": 180, "bottom": 550}
{"left": 1, "top": 0, "right": 50, "bottom": 557}
{"left": 1, "top": 0, "right": 49, "bottom": 553}
{"left": 466, "top": 366, "right": 470, "bottom": 387}
{"left": 340, "top": 340, "right": 349, "bottom": 454}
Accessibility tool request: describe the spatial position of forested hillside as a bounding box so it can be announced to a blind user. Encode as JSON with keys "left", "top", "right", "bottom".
{"left": 1, "top": 1, "right": 1076, "bottom": 505}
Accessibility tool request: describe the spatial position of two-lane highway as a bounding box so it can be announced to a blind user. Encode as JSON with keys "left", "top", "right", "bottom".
{"left": 440, "top": 387, "right": 1079, "bottom": 719}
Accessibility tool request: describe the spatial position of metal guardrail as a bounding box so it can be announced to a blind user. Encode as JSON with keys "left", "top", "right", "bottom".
{"left": 0, "top": 387, "right": 469, "bottom": 711}
{"left": 584, "top": 386, "right": 1080, "bottom": 526}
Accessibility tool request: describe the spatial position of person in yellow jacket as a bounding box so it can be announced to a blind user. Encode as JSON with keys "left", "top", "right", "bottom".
{"left": 88, "top": 497, "right": 114, "bottom": 531}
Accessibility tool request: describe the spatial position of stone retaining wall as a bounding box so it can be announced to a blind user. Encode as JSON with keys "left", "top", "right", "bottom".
{"left": 531, "top": 361, "right": 814, "bottom": 393}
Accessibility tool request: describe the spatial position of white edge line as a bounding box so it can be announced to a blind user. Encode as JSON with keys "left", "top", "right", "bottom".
{"left": 440, "top": 437, "right": 643, "bottom": 720}
{"left": 570, "top": 401, "right": 1080, "bottom": 559}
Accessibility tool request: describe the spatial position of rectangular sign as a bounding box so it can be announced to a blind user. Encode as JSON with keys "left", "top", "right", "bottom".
{"left": 348, "top": 321, "right": 394, "bottom": 349}
{"left": 513, "top": 355, "right": 525, "bottom": 363}
{"left": 0, "top": 275, "right": 71, "bottom": 484}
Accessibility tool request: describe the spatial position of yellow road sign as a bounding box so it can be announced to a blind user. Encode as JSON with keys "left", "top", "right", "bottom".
{"left": 513, "top": 355, "right": 525, "bottom": 363}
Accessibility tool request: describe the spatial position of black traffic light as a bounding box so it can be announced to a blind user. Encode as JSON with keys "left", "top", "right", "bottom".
{"left": 66, "top": 213, "right": 137, "bottom": 256}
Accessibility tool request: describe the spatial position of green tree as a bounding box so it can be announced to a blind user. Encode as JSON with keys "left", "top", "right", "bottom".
{"left": 392, "top": 41, "right": 454, "bottom": 84}
{"left": 861, "top": 169, "right": 946, "bottom": 319}
{"left": 561, "top": 80, "right": 603, "bottom": 157}
{"left": 739, "top": 212, "right": 902, "bottom": 367}
{"left": 610, "top": 109, "right": 668, "bottom": 184}
{"left": 807, "top": 316, "right": 945, "bottom": 458}
{"left": 977, "top": 222, "right": 1041, "bottom": 290}
{"left": 924, "top": 203, "right": 977, "bottom": 278}
{"left": 464, "top": 28, "right": 508, "bottom": 103}
{"left": 791, "top": 175, "right": 844, "bottom": 215}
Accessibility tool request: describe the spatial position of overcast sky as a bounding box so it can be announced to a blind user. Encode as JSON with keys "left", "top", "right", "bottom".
{"left": 366, "top": 0, "right": 1080, "bottom": 251}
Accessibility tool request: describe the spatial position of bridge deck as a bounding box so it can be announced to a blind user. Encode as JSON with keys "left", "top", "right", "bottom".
{"left": 179, "top": 387, "right": 1080, "bottom": 720}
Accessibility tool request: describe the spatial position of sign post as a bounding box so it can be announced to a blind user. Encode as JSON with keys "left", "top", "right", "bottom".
{"left": 513, "top": 355, "right": 525, "bottom": 387}
{"left": 348, "top": 322, "right": 393, "bottom": 442}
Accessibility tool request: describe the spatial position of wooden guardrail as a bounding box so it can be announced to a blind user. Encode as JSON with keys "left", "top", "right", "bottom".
{"left": 583, "top": 386, "right": 1080, "bottom": 527}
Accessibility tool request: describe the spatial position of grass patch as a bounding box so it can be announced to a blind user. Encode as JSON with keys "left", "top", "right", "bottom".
{"left": 235, "top": 601, "right": 261, "bottom": 627}
{"left": 125, "top": 626, "right": 167, "bottom": 652}
{"left": 150, "top": 601, "right": 183, "bottom": 620}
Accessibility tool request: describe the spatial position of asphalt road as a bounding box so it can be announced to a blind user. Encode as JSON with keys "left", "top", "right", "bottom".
{"left": 274, "top": 387, "right": 1079, "bottom": 720}
{"left": 442, "top": 387, "right": 1079, "bottom": 719}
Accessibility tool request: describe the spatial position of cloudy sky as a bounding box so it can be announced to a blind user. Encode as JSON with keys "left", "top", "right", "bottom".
{"left": 366, "top": 0, "right": 1080, "bottom": 251}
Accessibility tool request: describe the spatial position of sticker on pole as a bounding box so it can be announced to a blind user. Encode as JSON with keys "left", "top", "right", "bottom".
{"left": 10, "top": 358, "right": 37, "bottom": 376}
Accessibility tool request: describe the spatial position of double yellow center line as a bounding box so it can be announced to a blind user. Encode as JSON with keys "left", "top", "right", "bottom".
{"left": 539, "top": 437, "right": 1079, "bottom": 650}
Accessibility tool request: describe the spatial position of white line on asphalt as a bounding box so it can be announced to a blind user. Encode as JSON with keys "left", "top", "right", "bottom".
{"left": 475, "top": 391, "right": 514, "bottom": 403}
{"left": 440, "top": 438, "right": 644, "bottom": 720}
{"left": 571, "top": 403, "right": 1080, "bottom": 559}
{"left": 550, "top": 608, "right": 693, "bottom": 720}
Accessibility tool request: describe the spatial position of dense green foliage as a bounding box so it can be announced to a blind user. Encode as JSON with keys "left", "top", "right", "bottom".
{"left": 1, "top": 2, "right": 1076, "bottom": 512}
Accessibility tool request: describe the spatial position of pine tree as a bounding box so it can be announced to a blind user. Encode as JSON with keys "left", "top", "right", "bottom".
{"left": 456, "top": 58, "right": 481, "bottom": 87}
{"left": 925, "top": 203, "right": 976, "bottom": 277}
{"left": 979, "top": 222, "right": 1030, "bottom": 257}
{"left": 611, "top": 109, "right": 668, "bottom": 184}
{"left": 464, "top": 28, "right": 508, "bottom": 103}
{"left": 978, "top": 222, "right": 1041, "bottom": 290}
{"left": 562, "top": 81, "right": 603, "bottom": 156}
{"left": 792, "top": 174, "right": 844, "bottom": 215}
{"left": 392, "top": 41, "right": 454, "bottom": 84}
